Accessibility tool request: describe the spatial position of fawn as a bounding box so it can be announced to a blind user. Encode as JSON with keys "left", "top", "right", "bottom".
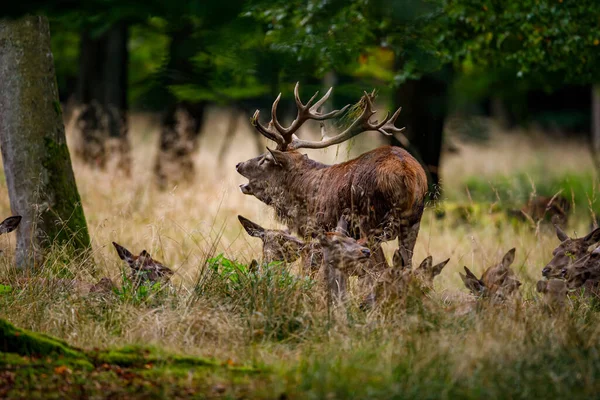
{"left": 460, "top": 248, "right": 521, "bottom": 303}
{"left": 112, "top": 242, "right": 173, "bottom": 285}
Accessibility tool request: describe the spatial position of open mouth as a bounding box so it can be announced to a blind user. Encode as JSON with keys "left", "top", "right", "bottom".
{"left": 239, "top": 183, "right": 252, "bottom": 195}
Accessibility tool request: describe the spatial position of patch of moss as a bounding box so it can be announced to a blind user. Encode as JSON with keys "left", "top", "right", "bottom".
{"left": 0, "top": 319, "right": 90, "bottom": 368}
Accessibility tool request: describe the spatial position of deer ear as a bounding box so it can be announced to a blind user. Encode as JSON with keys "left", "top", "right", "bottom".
{"left": 431, "top": 258, "right": 450, "bottom": 278}
{"left": 112, "top": 242, "right": 135, "bottom": 266}
{"left": 501, "top": 248, "right": 516, "bottom": 269}
{"left": 266, "top": 147, "right": 288, "bottom": 167}
{"left": 335, "top": 215, "right": 349, "bottom": 236}
{"left": 139, "top": 250, "right": 150, "bottom": 259}
{"left": 536, "top": 280, "right": 548, "bottom": 293}
{"left": 417, "top": 256, "right": 433, "bottom": 272}
{"left": 583, "top": 227, "right": 600, "bottom": 245}
{"left": 461, "top": 266, "right": 485, "bottom": 295}
{"left": 392, "top": 248, "right": 410, "bottom": 269}
{"left": 238, "top": 215, "right": 265, "bottom": 238}
{"left": 555, "top": 224, "right": 569, "bottom": 242}
{"left": 0, "top": 215, "right": 21, "bottom": 234}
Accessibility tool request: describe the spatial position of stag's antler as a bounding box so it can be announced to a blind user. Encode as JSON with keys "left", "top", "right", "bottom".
{"left": 251, "top": 83, "right": 406, "bottom": 151}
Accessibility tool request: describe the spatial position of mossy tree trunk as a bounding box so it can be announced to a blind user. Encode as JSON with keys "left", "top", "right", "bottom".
{"left": 0, "top": 16, "right": 91, "bottom": 269}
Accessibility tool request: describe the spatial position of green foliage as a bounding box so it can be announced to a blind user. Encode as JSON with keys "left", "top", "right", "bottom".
{"left": 197, "top": 254, "right": 316, "bottom": 340}
{"left": 444, "top": 0, "right": 600, "bottom": 85}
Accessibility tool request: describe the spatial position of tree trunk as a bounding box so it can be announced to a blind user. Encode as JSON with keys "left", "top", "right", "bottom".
{"left": 71, "top": 23, "right": 131, "bottom": 175}
{"left": 392, "top": 74, "right": 448, "bottom": 198}
{"left": 154, "top": 102, "right": 206, "bottom": 189}
{"left": 592, "top": 85, "right": 600, "bottom": 175}
{"left": 153, "top": 23, "right": 206, "bottom": 189}
{"left": 0, "top": 16, "right": 91, "bottom": 269}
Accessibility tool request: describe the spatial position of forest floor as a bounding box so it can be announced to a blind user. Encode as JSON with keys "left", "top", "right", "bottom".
{"left": 1, "top": 111, "right": 600, "bottom": 398}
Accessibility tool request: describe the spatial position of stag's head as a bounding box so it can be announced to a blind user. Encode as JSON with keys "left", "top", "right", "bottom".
{"left": 541, "top": 225, "right": 600, "bottom": 278}
{"left": 236, "top": 83, "right": 406, "bottom": 202}
{"left": 112, "top": 242, "right": 173, "bottom": 284}
{"left": 238, "top": 215, "right": 304, "bottom": 264}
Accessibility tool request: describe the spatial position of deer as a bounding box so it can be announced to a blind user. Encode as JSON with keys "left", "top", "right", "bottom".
{"left": 536, "top": 278, "right": 568, "bottom": 311}
{"left": 112, "top": 242, "right": 174, "bottom": 285}
{"left": 317, "top": 217, "right": 449, "bottom": 306}
{"left": 507, "top": 195, "right": 570, "bottom": 227}
{"left": 541, "top": 225, "right": 600, "bottom": 279}
{"left": 559, "top": 245, "right": 600, "bottom": 293}
{"left": 459, "top": 248, "right": 521, "bottom": 303}
{"left": 237, "top": 215, "right": 306, "bottom": 266}
{"left": 236, "top": 83, "right": 427, "bottom": 278}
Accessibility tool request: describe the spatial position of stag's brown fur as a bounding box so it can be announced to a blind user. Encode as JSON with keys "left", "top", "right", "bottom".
{"left": 237, "top": 145, "right": 427, "bottom": 267}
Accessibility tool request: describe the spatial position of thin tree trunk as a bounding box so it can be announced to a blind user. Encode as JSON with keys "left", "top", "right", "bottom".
{"left": 71, "top": 23, "right": 131, "bottom": 175}
{"left": 154, "top": 102, "right": 205, "bottom": 189}
{"left": 0, "top": 16, "right": 91, "bottom": 269}
{"left": 153, "top": 23, "right": 205, "bottom": 189}
{"left": 392, "top": 74, "right": 448, "bottom": 198}
{"left": 103, "top": 21, "right": 131, "bottom": 175}
{"left": 592, "top": 84, "right": 600, "bottom": 175}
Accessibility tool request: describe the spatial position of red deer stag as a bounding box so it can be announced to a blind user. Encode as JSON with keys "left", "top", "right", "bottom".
{"left": 236, "top": 83, "right": 427, "bottom": 272}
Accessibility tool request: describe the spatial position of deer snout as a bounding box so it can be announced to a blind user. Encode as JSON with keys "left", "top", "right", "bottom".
{"left": 542, "top": 267, "right": 551, "bottom": 277}
{"left": 361, "top": 248, "right": 371, "bottom": 258}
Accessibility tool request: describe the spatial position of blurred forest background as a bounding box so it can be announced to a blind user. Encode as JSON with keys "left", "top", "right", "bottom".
{"left": 8, "top": 0, "right": 600, "bottom": 206}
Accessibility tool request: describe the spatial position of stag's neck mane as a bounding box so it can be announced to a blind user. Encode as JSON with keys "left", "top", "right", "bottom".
{"left": 272, "top": 153, "right": 340, "bottom": 237}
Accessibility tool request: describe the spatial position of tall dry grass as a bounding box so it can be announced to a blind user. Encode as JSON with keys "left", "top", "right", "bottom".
{"left": 1, "top": 109, "right": 599, "bottom": 397}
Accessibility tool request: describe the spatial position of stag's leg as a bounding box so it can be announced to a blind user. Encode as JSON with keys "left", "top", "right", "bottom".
{"left": 360, "top": 245, "right": 388, "bottom": 308}
{"left": 397, "top": 219, "right": 422, "bottom": 268}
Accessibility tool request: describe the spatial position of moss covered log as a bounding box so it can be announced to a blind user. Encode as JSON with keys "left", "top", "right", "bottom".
{"left": 0, "top": 16, "right": 90, "bottom": 269}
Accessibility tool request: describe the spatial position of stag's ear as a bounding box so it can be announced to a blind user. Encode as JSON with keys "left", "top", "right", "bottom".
{"left": 335, "top": 215, "right": 349, "bottom": 236}
{"left": 238, "top": 215, "right": 265, "bottom": 238}
{"left": 266, "top": 147, "right": 288, "bottom": 167}
{"left": 139, "top": 250, "right": 150, "bottom": 259}
{"left": 0, "top": 215, "right": 21, "bottom": 234}
{"left": 501, "top": 248, "right": 516, "bottom": 269}
{"left": 431, "top": 258, "right": 450, "bottom": 278}
{"left": 555, "top": 224, "right": 569, "bottom": 242}
{"left": 112, "top": 242, "right": 135, "bottom": 266}
{"left": 583, "top": 227, "right": 600, "bottom": 245}
{"left": 536, "top": 280, "right": 548, "bottom": 293}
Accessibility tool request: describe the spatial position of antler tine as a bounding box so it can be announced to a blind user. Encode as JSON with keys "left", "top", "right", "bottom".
{"left": 251, "top": 109, "right": 284, "bottom": 144}
{"left": 311, "top": 86, "right": 333, "bottom": 112}
{"left": 272, "top": 82, "right": 348, "bottom": 143}
{"left": 288, "top": 90, "right": 405, "bottom": 150}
